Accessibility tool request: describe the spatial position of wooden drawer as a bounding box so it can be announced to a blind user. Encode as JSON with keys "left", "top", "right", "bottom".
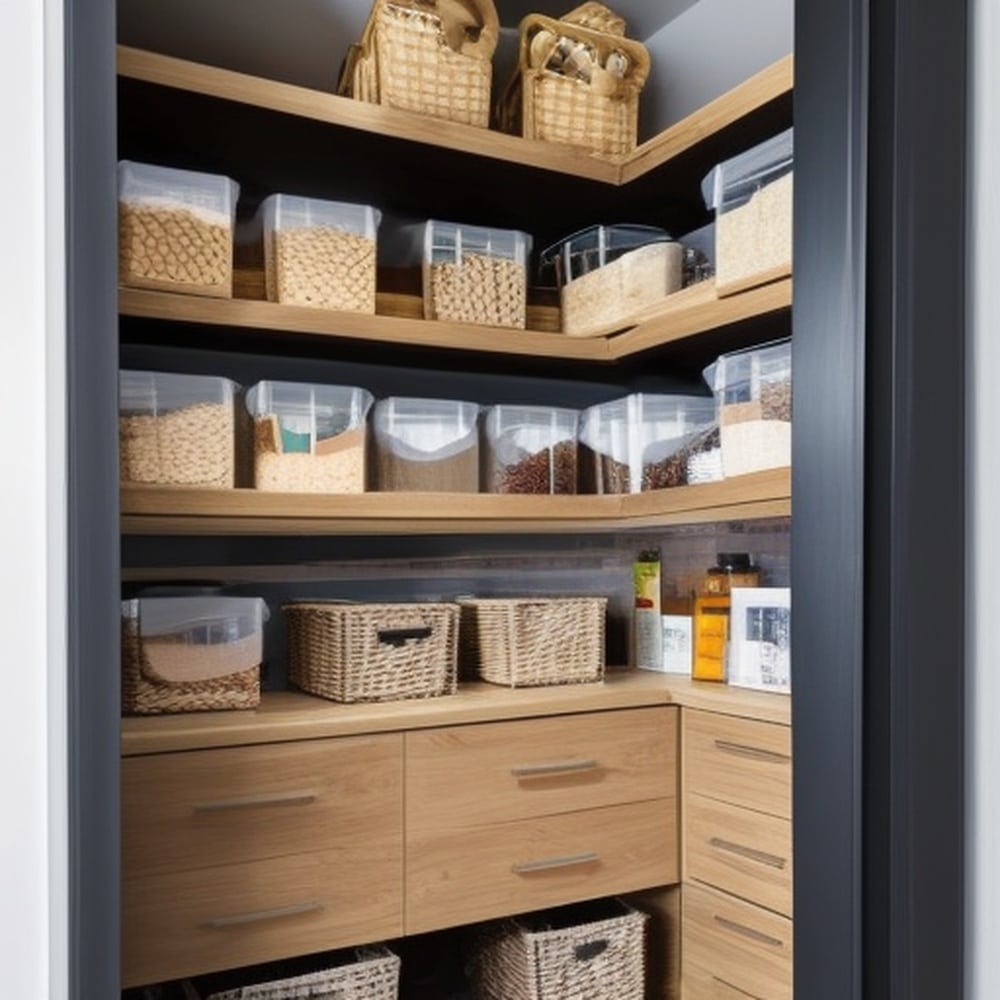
{"left": 682, "top": 882, "right": 792, "bottom": 1000}
{"left": 406, "top": 706, "right": 675, "bottom": 834}
{"left": 406, "top": 798, "right": 677, "bottom": 934}
{"left": 684, "top": 711, "right": 791, "bottom": 819}
{"left": 122, "top": 844, "right": 403, "bottom": 988}
{"left": 685, "top": 793, "right": 793, "bottom": 917}
{"left": 122, "top": 734, "right": 402, "bottom": 877}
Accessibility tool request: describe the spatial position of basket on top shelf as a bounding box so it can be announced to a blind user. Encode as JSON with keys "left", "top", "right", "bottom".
{"left": 337, "top": 0, "right": 500, "bottom": 127}
{"left": 496, "top": 2, "right": 650, "bottom": 159}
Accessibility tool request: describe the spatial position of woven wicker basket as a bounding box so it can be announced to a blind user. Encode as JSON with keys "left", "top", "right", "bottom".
{"left": 459, "top": 596, "right": 606, "bottom": 688}
{"left": 496, "top": 3, "right": 650, "bottom": 158}
{"left": 284, "top": 601, "right": 459, "bottom": 703}
{"left": 469, "top": 899, "right": 647, "bottom": 1000}
{"left": 338, "top": 0, "right": 499, "bottom": 127}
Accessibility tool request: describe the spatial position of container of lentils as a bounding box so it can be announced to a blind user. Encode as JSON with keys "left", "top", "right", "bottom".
{"left": 579, "top": 392, "right": 721, "bottom": 494}
{"left": 483, "top": 404, "right": 578, "bottom": 494}
{"left": 245, "top": 380, "right": 373, "bottom": 493}
{"left": 704, "top": 339, "right": 791, "bottom": 477}
{"left": 373, "top": 396, "right": 480, "bottom": 492}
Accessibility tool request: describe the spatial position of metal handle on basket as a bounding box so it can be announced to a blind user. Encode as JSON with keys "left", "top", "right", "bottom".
{"left": 708, "top": 836, "right": 788, "bottom": 870}
{"left": 511, "top": 851, "right": 600, "bottom": 874}
{"left": 192, "top": 790, "right": 319, "bottom": 813}
{"left": 713, "top": 739, "right": 791, "bottom": 765}
{"left": 510, "top": 758, "right": 600, "bottom": 778}
{"left": 377, "top": 626, "right": 432, "bottom": 647}
{"left": 713, "top": 915, "right": 784, "bottom": 949}
{"left": 201, "top": 901, "right": 323, "bottom": 929}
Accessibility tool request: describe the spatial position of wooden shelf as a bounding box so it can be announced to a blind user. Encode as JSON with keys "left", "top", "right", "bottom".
{"left": 120, "top": 468, "right": 791, "bottom": 536}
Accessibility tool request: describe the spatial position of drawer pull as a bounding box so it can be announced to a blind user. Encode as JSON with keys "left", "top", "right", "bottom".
{"left": 511, "top": 851, "right": 600, "bottom": 874}
{"left": 510, "top": 759, "right": 599, "bottom": 778}
{"left": 192, "top": 790, "right": 319, "bottom": 813}
{"left": 713, "top": 975, "right": 765, "bottom": 999}
{"left": 713, "top": 915, "right": 784, "bottom": 949}
{"left": 713, "top": 740, "right": 790, "bottom": 765}
{"left": 201, "top": 901, "right": 323, "bottom": 929}
{"left": 709, "top": 836, "right": 788, "bottom": 870}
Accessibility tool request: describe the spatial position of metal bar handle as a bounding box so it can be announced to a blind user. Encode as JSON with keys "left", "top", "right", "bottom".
{"left": 192, "top": 790, "right": 318, "bottom": 813}
{"left": 510, "top": 758, "right": 600, "bottom": 778}
{"left": 712, "top": 975, "right": 766, "bottom": 999}
{"left": 511, "top": 851, "right": 600, "bottom": 874}
{"left": 709, "top": 836, "right": 788, "bottom": 870}
{"left": 713, "top": 915, "right": 784, "bottom": 949}
{"left": 713, "top": 739, "right": 791, "bottom": 765}
{"left": 201, "top": 901, "right": 323, "bottom": 929}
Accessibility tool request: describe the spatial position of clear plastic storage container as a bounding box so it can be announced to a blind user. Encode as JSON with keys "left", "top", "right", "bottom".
{"left": 704, "top": 339, "right": 792, "bottom": 477}
{"left": 579, "top": 392, "right": 720, "bottom": 494}
{"left": 117, "top": 160, "right": 239, "bottom": 298}
{"left": 119, "top": 370, "right": 237, "bottom": 488}
{"left": 541, "top": 224, "right": 683, "bottom": 337}
{"left": 245, "top": 380, "right": 373, "bottom": 493}
{"left": 483, "top": 404, "right": 578, "bottom": 494}
{"left": 701, "top": 128, "right": 793, "bottom": 296}
{"left": 372, "top": 396, "right": 480, "bottom": 492}
{"left": 257, "top": 194, "right": 381, "bottom": 312}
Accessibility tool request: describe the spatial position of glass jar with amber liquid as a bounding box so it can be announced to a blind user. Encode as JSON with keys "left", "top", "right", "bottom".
{"left": 693, "top": 553, "right": 760, "bottom": 681}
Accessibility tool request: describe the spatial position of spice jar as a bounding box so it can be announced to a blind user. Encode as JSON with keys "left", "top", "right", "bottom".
{"left": 703, "top": 552, "right": 760, "bottom": 595}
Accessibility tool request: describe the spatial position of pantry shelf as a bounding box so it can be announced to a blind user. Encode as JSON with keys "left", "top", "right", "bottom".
{"left": 119, "top": 468, "right": 791, "bottom": 536}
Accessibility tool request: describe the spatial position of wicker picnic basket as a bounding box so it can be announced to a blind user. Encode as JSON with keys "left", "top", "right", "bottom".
{"left": 338, "top": 0, "right": 500, "bottom": 127}
{"left": 284, "top": 601, "right": 459, "bottom": 703}
{"left": 496, "top": 3, "right": 650, "bottom": 158}
{"left": 469, "top": 899, "right": 648, "bottom": 1000}
{"left": 459, "top": 596, "right": 606, "bottom": 688}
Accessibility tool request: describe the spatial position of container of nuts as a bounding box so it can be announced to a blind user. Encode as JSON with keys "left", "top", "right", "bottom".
{"left": 483, "top": 404, "right": 578, "bottom": 494}
{"left": 117, "top": 161, "right": 239, "bottom": 298}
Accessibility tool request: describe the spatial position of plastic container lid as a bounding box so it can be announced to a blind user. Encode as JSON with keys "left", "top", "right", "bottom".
{"left": 259, "top": 193, "right": 381, "bottom": 238}
{"left": 539, "top": 224, "right": 674, "bottom": 287}
{"left": 245, "top": 380, "right": 373, "bottom": 449}
{"left": 117, "top": 160, "right": 240, "bottom": 221}
{"left": 373, "top": 396, "right": 479, "bottom": 457}
{"left": 701, "top": 128, "right": 794, "bottom": 213}
{"left": 123, "top": 596, "right": 268, "bottom": 645}
{"left": 119, "top": 370, "right": 237, "bottom": 415}
{"left": 702, "top": 338, "right": 792, "bottom": 403}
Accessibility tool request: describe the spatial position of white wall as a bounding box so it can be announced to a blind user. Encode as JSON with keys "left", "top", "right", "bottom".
{"left": 0, "top": 0, "right": 67, "bottom": 997}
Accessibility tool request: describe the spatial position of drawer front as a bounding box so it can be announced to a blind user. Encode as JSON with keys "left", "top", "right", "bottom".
{"left": 122, "top": 845, "right": 403, "bottom": 988}
{"left": 406, "top": 798, "right": 677, "bottom": 934}
{"left": 682, "top": 882, "right": 792, "bottom": 1000}
{"left": 123, "top": 734, "right": 402, "bottom": 877}
{"left": 407, "top": 706, "right": 676, "bottom": 834}
{"left": 684, "top": 711, "right": 791, "bottom": 819}
{"left": 686, "top": 793, "right": 793, "bottom": 917}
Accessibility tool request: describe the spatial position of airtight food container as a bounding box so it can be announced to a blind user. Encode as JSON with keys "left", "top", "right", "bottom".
{"left": 483, "top": 404, "right": 578, "bottom": 494}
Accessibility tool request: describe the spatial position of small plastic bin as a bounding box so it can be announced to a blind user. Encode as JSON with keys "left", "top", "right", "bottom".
{"left": 283, "top": 601, "right": 459, "bottom": 703}
{"left": 702, "top": 128, "right": 793, "bottom": 296}
{"left": 704, "top": 339, "right": 792, "bottom": 477}
{"left": 483, "top": 404, "right": 578, "bottom": 494}
{"left": 469, "top": 898, "right": 648, "bottom": 1000}
{"left": 119, "top": 370, "right": 237, "bottom": 488}
{"left": 121, "top": 595, "right": 267, "bottom": 715}
{"left": 118, "top": 160, "right": 239, "bottom": 298}
{"left": 579, "top": 392, "right": 720, "bottom": 494}
{"left": 256, "top": 194, "right": 381, "bottom": 312}
{"left": 372, "top": 396, "right": 480, "bottom": 492}
{"left": 245, "top": 380, "right": 373, "bottom": 494}
{"left": 541, "top": 224, "right": 683, "bottom": 337}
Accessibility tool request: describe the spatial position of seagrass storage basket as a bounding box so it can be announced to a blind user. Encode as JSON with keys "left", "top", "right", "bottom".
{"left": 496, "top": 3, "right": 650, "bottom": 158}
{"left": 284, "top": 601, "right": 459, "bottom": 703}
{"left": 469, "top": 899, "right": 647, "bottom": 1000}
{"left": 459, "top": 596, "right": 606, "bottom": 687}
{"left": 338, "top": 0, "right": 500, "bottom": 127}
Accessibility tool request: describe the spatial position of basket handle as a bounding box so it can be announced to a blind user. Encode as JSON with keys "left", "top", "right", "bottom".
{"left": 378, "top": 625, "right": 433, "bottom": 647}
{"left": 574, "top": 939, "right": 609, "bottom": 962}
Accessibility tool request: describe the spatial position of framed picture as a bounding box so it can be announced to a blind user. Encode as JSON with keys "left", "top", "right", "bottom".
{"left": 729, "top": 587, "right": 791, "bottom": 693}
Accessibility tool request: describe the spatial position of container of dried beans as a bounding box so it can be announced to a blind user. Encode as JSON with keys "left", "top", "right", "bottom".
{"left": 483, "top": 404, "right": 578, "bottom": 494}
{"left": 703, "top": 339, "right": 791, "bottom": 477}
{"left": 117, "top": 160, "right": 239, "bottom": 298}
{"left": 119, "top": 370, "right": 237, "bottom": 489}
{"left": 245, "top": 380, "right": 373, "bottom": 493}
{"left": 702, "top": 127, "right": 793, "bottom": 297}
{"left": 578, "top": 392, "right": 721, "bottom": 494}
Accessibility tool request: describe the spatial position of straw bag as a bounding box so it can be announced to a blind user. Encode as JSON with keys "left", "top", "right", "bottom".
{"left": 338, "top": 0, "right": 500, "bottom": 127}
{"left": 496, "top": 2, "right": 650, "bottom": 158}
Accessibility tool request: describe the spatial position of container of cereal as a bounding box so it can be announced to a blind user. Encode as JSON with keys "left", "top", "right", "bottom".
{"left": 483, "top": 404, "right": 578, "bottom": 494}
{"left": 117, "top": 161, "right": 239, "bottom": 298}
{"left": 704, "top": 339, "right": 792, "bottom": 477}
{"left": 119, "top": 370, "right": 237, "bottom": 488}
{"left": 245, "top": 380, "right": 373, "bottom": 493}
{"left": 579, "top": 392, "right": 720, "bottom": 494}
{"left": 702, "top": 128, "right": 793, "bottom": 297}
{"left": 372, "top": 396, "right": 479, "bottom": 492}
{"left": 258, "top": 194, "right": 381, "bottom": 312}
{"left": 541, "top": 225, "right": 683, "bottom": 337}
